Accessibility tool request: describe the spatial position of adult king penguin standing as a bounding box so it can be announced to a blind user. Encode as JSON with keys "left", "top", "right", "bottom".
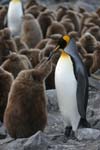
{"left": 48, "top": 35, "right": 90, "bottom": 139}
{"left": 7, "top": 0, "right": 23, "bottom": 37}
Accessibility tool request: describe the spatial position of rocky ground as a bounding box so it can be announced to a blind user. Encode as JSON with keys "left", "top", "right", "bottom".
{"left": 0, "top": 73, "right": 100, "bottom": 150}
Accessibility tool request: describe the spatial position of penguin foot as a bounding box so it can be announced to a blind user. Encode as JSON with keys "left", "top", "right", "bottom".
{"left": 63, "top": 135, "right": 68, "bottom": 143}
{"left": 64, "top": 127, "right": 79, "bottom": 141}
{"left": 70, "top": 130, "right": 76, "bottom": 140}
{"left": 79, "top": 118, "right": 91, "bottom": 128}
{"left": 64, "top": 126, "right": 72, "bottom": 138}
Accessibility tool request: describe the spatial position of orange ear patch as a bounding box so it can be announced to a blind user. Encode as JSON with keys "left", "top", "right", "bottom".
{"left": 63, "top": 35, "right": 70, "bottom": 43}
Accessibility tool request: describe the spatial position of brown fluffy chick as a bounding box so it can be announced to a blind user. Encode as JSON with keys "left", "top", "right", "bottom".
{"left": 35, "top": 38, "right": 49, "bottom": 50}
{"left": 0, "top": 28, "right": 17, "bottom": 65}
{"left": 87, "top": 25, "right": 100, "bottom": 41}
{"left": 83, "top": 53, "right": 93, "bottom": 76}
{"left": 21, "top": 13, "right": 43, "bottom": 48}
{"left": 37, "top": 11, "right": 54, "bottom": 38}
{"left": 46, "top": 21, "right": 66, "bottom": 37}
{"left": 96, "top": 7, "right": 100, "bottom": 17}
{"left": 0, "top": 67, "right": 14, "bottom": 122}
{"left": 90, "top": 49, "right": 100, "bottom": 73}
{"left": 1, "top": 53, "right": 32, "bottom": 78}
{"left": 19, "top": 48, "right": 40, "bottom": 68}
{"left": 4, "top": 57, "right": 52, "bottom": 138}
{"left": 0, "top": 6, "right": 8, "bottom": 29}
{"left": 56, "top": 6, "right": 68, "bottom": 21}
{"left": 24, "top": 0, "right": 38, "bottom": 9}
{"left": 13, "top": 36, "right": 29, "bottom": 51}
{"left": 79, "top": 32, "right": 97, "bottom": 53}
{"left": 66, "top": 10, "right": 80, "bottom": 32}
{"left": 25, "top": 5, "right": 40, "bottom": 18}
{"left": 40, "top": 44, "right": 60, "bottom": 89}
{"left": 60, "top": 18, "right": 75, "bottom": 34}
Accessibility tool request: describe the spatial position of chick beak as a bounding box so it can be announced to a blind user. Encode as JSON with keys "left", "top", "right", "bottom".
{"left": 48, "top": 45, "right": 60, "bottom": 60}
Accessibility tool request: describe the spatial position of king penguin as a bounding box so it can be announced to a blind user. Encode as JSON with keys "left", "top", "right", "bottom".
{"left": 7, "top": 0, "right": 23, "bottom": 37}
{"left": 48, "top": 35, "right": 90, "bottom": 138}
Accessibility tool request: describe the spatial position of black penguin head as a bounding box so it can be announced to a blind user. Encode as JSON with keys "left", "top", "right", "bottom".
{"left": 48, "top": 35, "right": 70, "bottom": 60}
{"left": 57, "top": 35, "right": 70, "bottom": 49}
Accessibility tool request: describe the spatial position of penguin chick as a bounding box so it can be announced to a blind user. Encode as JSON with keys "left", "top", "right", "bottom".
{"left": 19, "top": 48, "right": 40, "bottom": 68}
{"left": 81, "top": 22, "right": 95, "bottom": 35}
{"left": 76, "top": 41, "right": 87, "bottom": 59}
{"left": 0, "top": 6, "right": 8, "bottom": 29}
{"left": 25, "top": 5, "right": 40, "bottom": 18}
{"left": 37, "top": 11, "right": 54, "bottom": 38}
{"left": 79, "top": 12, "right": 91, "bottom": 35}
{"left": 78, "top": 7, "right": 86, "bottom": 14}
{"left": 1, "top": 53, "right": 32, "bottom": 78}
{"left": 40, "top": 45, "right": 60, "bottom": 89}
{"left": 25, "top": 0, "right": 39, "bottom": 9}
{"left": 90, "top": 49, "right": 100, "bottom": 73}
{"left": 56, "top": 6, "right": 68, "bottom": 21}
{"left": 4, "top": 57, "right": 52, "bottom": 138}
{"left": 14, "top": 36, "right": 29, "bottom": 51}
{"left": 83, "top": 54, "right": 93, "bottom": 76}
{"left": 96, "top": 7, "right": 100, "bottom": 17}
{"left": 0, "top": 67, "right": 14, "bottom": 122}
{"left": 80, "top": 32, "right": 97, "bottom": 53}
{"left": 46, "top": 21, "right": 66, "bottom": 37}
{"left": 60, "top": 18, "right": 75, "bottom": 34}
{"left": 0, "top": 28, "right": 17, "bottom": 65}
{"left": 49, "top": 35, "right": 90, "bottom": 139}
{"left": 66, "top": 10, "right": 80, "bottom": 32}
{"left": 68, "top": 31, "right": 79, "bottom": 41}
{"left": 47, "top": 34, "right": 62, "bottom": 46}
{"left": 36, "top": 34, "right": 61, "bottom": 50}
{"left": 87, "top": 25, "right": 100, "bottom": 41}
{"left": 25, "top": 0, "right": 47, "bottom": 12}
{"left": 21, "top": 13, "right": 43, "bottom": 48}
{"left": 7, "top": 0, "right": 23, "bottom": 37}
{"left": 86, "top": 12, "right": 100, "bottom": 26}
{"left": 35, "top": 38, "right": 49, "bottom": 49}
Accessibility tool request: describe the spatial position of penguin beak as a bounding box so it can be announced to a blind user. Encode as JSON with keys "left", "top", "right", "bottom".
{"left": 48, "top": 45, "right": 60, "bottom": 60}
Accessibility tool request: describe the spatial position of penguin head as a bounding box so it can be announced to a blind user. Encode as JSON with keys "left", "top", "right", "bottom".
{"left": 48, "top": 35, "right": 71, "bottom": 60}
{"left": 57, "top": 35, "right": 70, "bottom": 49}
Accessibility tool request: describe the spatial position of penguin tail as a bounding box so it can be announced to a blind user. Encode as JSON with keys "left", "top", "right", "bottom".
{"left": 78, "top": 118, "right": 91, "bottom": 128}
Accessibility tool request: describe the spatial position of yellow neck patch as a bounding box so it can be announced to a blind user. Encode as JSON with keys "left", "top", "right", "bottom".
{"left": 63, "top": 35, "right": 70, "bottom": 43}
{"left": 11, "top": 0, "right": 20, "bottom": 3}
{"left": 61, "top": 51, "right": 70, "bottom": 59}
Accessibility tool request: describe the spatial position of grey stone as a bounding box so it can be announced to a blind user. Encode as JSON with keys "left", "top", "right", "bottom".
{"left": 0, "top": 126, "right": 7, "bottom": 139}
{"left": 24, "top": 131, "right": 49, "bottom": 150}
{"left": 75, "top": 128, "right": 100, "bottom": 141}
{"left": 46, "top": 90, "right": 59, "bottom": 112}
{"left": 89, "top": 77, "right": 100, "bottom": 91}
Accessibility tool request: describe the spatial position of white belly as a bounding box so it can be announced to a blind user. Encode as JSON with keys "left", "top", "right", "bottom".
{"left": 8, "top": 2, "right": 23, "bottom": 36}
{"left": 55, "top": 55, "right": 80, "bottom": 131}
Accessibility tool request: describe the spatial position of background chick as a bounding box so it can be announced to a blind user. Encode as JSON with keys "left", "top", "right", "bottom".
{"left": 21, "top": 13, "right": 43, "bottom": 48}
{"left": 1, "top": 53, "right": 32, "bottom": 78}
{"left": 0, "top": 67, "right": 14, "bottom": 122}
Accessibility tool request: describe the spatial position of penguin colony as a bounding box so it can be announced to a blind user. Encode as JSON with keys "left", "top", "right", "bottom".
{"left": 0, "top": 0, "right": 99, "bottom": 139}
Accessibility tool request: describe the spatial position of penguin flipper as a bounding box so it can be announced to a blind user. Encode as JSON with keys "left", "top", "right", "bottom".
{"left": 76, "top": 68, "right": 88, "bottom": 119}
